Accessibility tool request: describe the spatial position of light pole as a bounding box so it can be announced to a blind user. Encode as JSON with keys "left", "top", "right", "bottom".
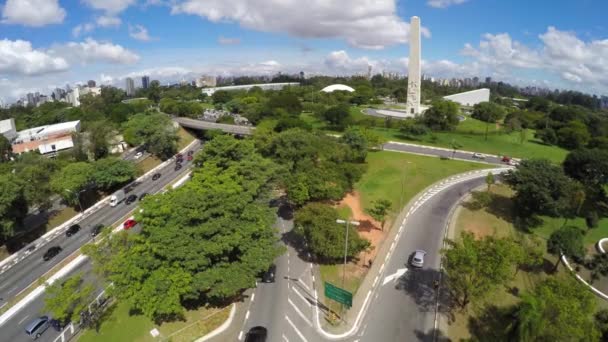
{"left": 336, "top": 219, "right": 360, "bottom": 288}
{"left": 65, "top": 189, "right": 85, "bottom": 212}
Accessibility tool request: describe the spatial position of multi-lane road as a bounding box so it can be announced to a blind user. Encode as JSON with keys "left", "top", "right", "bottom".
{"left": 0, "top": 141, "right": 200, "bottom": 338}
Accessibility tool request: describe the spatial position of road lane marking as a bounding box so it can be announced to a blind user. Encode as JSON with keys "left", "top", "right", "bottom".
{"left": 382, "top": 268, "right": 407, "bottom": 286}
{"left": 245, "top": 310, "right": 250, "bottom": 320}
{"left": 283, "top": 334, "right": 289, "bottom": 342}
{"left": 251, "top": 293, "right": 255, "bottom": 302}
{"left": 238, "top": 331, "right": 243, "bottom": 340}
{"left": 291, "top": 286, "right": 312, "bottom": 308}
{"left": 288, "top": 298, "right": 313, "bottom": 326}
{"left": 18, "top": 315, "right": 29, "bottom": 324}
{"left": 379, "top": 262, "right": 385, "bottom": 273}
{"left": 286, "top": 315, "right": 309, "bottom": 342}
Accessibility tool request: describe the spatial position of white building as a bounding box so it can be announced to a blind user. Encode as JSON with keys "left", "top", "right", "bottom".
{"left": 0, "top": 118, "right": 17, "bottom": 141}
{"left": 195, "top": 75, "right": 217, "bottom": 88}
{"left": 66, "top": 87, "right": 80, "bottom": 107}
{"left": 202, "top": 82, "right": 300, "bottom": 96}
{"left": 443, "top": 88, "right": 490, "bottom": 107}
{"left": 321, "top": 84, "right": 355, "bottom": 93}
{"left": 126, "top": 77, "right": 135, "bottom": 96}
{"left": 11, "top": 120, "right": 81, "bottom": 155}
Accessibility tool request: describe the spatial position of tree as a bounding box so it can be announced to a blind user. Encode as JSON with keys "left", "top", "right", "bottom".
{"left": 92, "top": 157, "right": 138, "bottom": 191}
{"left": 50, "top": 162, "right": 95, "bottom": 206}
{"left": 147, "top": 80, "right": 161, "bottom": 103}
{"left": 122, "top": 112, "right": 179, "bottom": 160}
{"left": 367, "top": 199, "right": 391, "bottom": 230}
{"left": 322, "top": 105, "right": 351, "bottom": 130}
{"left": 535, "top": 128, "right": 557, "bottom": 145}
{"left": 13, "top": 153, "right": 57, "bottom": 208}
{"left": 294, "top": 202, "right": 370, "bottom": 261}
{"left": 0, "top": 135, "right": 12, "bottom": 162}
{"left": 0, "top": 174, "right": 28, "bottom": 241}
{"left": 485, "top": 172, "right": 495, "bottom": 192}
{"left": 442, "top": 232, "right": 520, "bottom": 309}
{"left": 547, "top": 226, "right": 585, "bottom": 270}
{"left": 472, "top": 102, "right": 506, "bottom": 140}
{"left": 563, "top": 148, "right": 608, "bottom": 186}
{"left": 450, "top": 139, "right": 462, "bottom": 159}
{"left": 503, "top": 159, "right": 580, "bottom": 218}
{"left": 85, "top": 136, "right": 282, "bottom": 320}
{"left": 515, "top": 277, "right": 599, "bottom": 341}
{"left": 340, "top": 128, "right": 368, "bottom": 162}
{"left": 87, "top": 120, "right": 115, "bottom": 160}
{"left": 421, "top": 99, "right": 460, "bottom": 131}
{"left": 44, "top": 274, "right": 94, "bottom": 323}
{"left": 557, "top": 120, "right": 590, "bottom": 149}
{"left": 212, "top": 90, "right": 232, "bottom": 105}
{"left": 266, "top": 93, "right": 302, "bottom": 116}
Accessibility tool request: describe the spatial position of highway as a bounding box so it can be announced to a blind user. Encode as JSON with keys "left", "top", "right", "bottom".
{"left": 384, "top": 141, "right": 508, "bottom": 165}
{"left": 0, "top": 140, "right": 200, "bottom": 313}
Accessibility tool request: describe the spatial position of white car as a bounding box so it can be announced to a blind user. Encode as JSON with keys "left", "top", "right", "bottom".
{"left": 472, "top": 152, "right": 485, "bottom": 159}
{"left": 509, "top": 159, "right": 520, "bottom": 166}
{"left": 411, "top": 250, "right": 426, "bottom": 268}
{"left": 134, "top": 151, "right": 143, "bottom": 159}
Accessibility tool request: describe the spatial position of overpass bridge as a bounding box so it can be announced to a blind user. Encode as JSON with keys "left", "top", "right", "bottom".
{"left": 174, "top": 117, "right": 254, "bottom": 135}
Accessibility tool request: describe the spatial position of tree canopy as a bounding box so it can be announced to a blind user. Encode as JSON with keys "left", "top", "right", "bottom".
{"left": 44, "top": 274, "right": 94, "bottom": 323}
{"left": 421, "top": 99, "right": 460, "bottom": 131}
{"left": 122, "top": 112, "right": 179, "bottom": 160}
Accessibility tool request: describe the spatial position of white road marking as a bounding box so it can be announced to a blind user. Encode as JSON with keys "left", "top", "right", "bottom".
{"left": 286, "top": 315, "right": 309, "bottom": 342}
{"left": 245, "top": 310, "right": 250, "bottom": 320}
{"left": 379, "top": 262, "right": 385, "bottom": 273}
{"left": 382, "top": 268, "right": 408, "bottom": 286}
{"left": 282, "top": 334, "right": 289, "bottom": 342}
{"left": 373, "top": 275, "right": 378, "bottom": 287}
{"left": 18, "top": 315, "right": 29, "bottom": 325}
{"left": 251, "top": 293, "right": 255, "bottom": 302}
{"left": 291, "top": 286, "right": 312, "bottom": 308}
{"left": 238, "top": 331, "right": 243, "bottom": 340}
{"left": 297, "top": 279, "right": 312, "bottom": 293}
{"left": 288, "top": 298, "right": 313, "bottom": 326}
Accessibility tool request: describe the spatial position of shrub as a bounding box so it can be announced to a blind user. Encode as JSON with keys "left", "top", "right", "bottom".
{"left": 586, "top": 211, "right": 599, "bottom": 228}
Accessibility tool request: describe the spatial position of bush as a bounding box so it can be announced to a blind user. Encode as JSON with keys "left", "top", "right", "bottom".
{"left": 535, "top": 128, "right": 558, "bottom": 145}
{"left": 586, "top": 211, "right": 599, "bottom": 228}
{"left": 469, "top": 191, "right": 492, "bottom": 209}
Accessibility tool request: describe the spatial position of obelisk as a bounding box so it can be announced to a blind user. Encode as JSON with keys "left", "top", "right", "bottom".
{"left": 405, "top": 16, "right": 421, "bottom": 115}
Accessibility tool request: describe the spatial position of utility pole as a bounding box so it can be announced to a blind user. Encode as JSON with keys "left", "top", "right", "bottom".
{"left": 336, "top": 219, "right": 360, "bottom": 288}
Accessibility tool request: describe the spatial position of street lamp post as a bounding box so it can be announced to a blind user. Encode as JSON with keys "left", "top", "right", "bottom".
{"left": 66, "top": 189, "right": 85, "bottom": 212}
{"left": 336, "top": 219, "right": 360, "bottom": 288}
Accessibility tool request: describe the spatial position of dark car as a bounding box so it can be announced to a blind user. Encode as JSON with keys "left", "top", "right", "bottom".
{"left": 176, "top": 153, "right": 183, "bottom": 159}
{"left": 49, "top": 318, "right": 63, "bottom": 332}
{"left": 501, "top": 156, "right": 511, "bottom": 163}
{"left": 125, "top": 194, "right": 138, "bottom": 205}
{"left": 175, "top": 163, "right": 182, "bottom": 171}
{"left": 187, "top": 150, "right": 194, "bottom": 156}
{"left": 139, "top": 193, "right": 148, "bottom": 201}
{"left": 244, "top": 326, "right": 267, "bottom": 342}
{"left": 43, "top": 246, "right": 62, "bottom": 261}
{"left": 65, "top": 224, "right": 80, "bottom": 237}
{"left": 91, "top": 224, "right": 104, "bottom": 237}
{"left": 152, "top": 173, "right": 161, "bottom": 181}
{"left": 261, "top": 264, "right": 276, "bottom": 283}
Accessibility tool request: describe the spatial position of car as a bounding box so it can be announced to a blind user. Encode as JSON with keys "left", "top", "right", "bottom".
{"left": 152, "top": 173, "right": 161, "bottom": 181}
{"left": 123, "top": 219, "right": 137, "bottom": 230}
{"left": 125, "top": 194, "right": 138, "bottom": 205}
{"left": 261, "top": 264, "right": 276, "bottom": 283}
{"left": 134, "top": 151, "right": 143, "bottom": 159}
{"left": 472, "top": 152, "right": 485, "bottom": 159}
{"left": 244, "top": 326, "right": 267, "bottom": 342}
{"left": 175, "top": 163, "right": 182, "bottom": 171}
{"left": 509, "top": 159, "right": 520, "bottom": 166}
{"left": 187, "top": 150, "right": 194, "bottom": 156}
{"left": 43, "top": 246, "right": 62, "bottom": 261}
{"left": 65, "top": 224, "right": 80, "bottom": 237}
{"left": 176, "top": 153, "right": 183, "bottom": 159}
{"left": 139, "top": 193, "right": 148, "bottom": 201}
{"left": 49, "top": 318, "right": 63, "bottom": 332}
{"left": 186, "top": 155, "right": 193, "bottom": 161}
{"left": 501, "top": 156, "right": 511, "bottom": 163}
{"left": 410, "top": 250, "right": 426, "bottom": 268}
{"left": 25, "top": 316, "right": 50, "bottom": 339}
{"left": 91, "top": 224, "right": 104, "bottom": 237}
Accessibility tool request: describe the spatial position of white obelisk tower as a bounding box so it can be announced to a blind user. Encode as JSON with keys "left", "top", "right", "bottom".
{"left": 405, "top": 16, "right": 421, "bottom": 115}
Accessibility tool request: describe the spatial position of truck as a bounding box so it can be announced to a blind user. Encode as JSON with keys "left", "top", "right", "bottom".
{"left": 109, "top": 189, "right": 126, "bottom": 207}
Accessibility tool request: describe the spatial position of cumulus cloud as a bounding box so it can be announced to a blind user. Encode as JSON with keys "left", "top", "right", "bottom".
{"left": 427, "top": 0, "right": 468, "bottom": 8}
{"left": 218, "top": 36, "right": 241, "bottom": 45}
{"left": 52, "top": 38, "right": 140, "bottom": 64}
{"left": 129, "top": 25, "right": 153, "bottom": 41}
{"left": 461, "top": 33, "right": 542, "bottom": 70}
{"left": 1, "top": 0, "right": 66, "bottom": 27}
{"left": 96, "top": 15, "right": 122, "bottom": 28}
{"left": 72, "top": 23, "right": 96, "bottom": 37}
{"left": 171, "top": 0, "right": 429, "bottom": 49}
{"left": 0, "top": 39, "right": 68, "bottom": 75}
{"left": 324, "top": 50, "right": 384, "bottom": 74}
{"left": 81, "top": 0, "right": 136, "bottom": 14}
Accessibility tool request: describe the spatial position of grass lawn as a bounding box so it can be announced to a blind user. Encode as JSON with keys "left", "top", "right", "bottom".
{"left": 45, "top": 206, "right": 78, "bottom": 231}
{"left": 356, "top": 150, "right": 488, "bottom": 217}
{"left": 177, "top": 126, "right": 196, "bottom": 150}
{"left": 336, "top": 205, "right": 353, "bottom": 220}
{"left": 535, "top": 216, "right": 608, "bottom": 247}
{"left": 136, "top": 156, "right": 162, "bottom": 174}
{"left": 79, "top": 301, "right": 230, "bottom": 342}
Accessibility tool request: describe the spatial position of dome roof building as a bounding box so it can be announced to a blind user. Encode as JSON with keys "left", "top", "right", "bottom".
{"left": 321, "top": 84, "right": 355, "bottom": 93}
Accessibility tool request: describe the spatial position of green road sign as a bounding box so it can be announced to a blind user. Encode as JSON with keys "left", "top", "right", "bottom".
{"left": 324, "top": 282, "right": 353, "bottom": 307}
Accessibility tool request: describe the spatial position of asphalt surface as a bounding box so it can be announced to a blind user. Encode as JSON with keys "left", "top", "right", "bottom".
{"left": 383, "top": 142, "right": 507, "bottom": 165}
{"left": 0, "top": 141, "right": 200, "bottom": 311}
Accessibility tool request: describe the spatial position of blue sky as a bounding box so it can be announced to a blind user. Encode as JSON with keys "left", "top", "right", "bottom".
{"left": 1, "top": 0, "right": 608, "bottom": 102}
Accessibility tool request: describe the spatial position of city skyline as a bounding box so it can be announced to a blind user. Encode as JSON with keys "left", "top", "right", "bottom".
{"left": 1, "top": 0, "right": 608, "bottom": 102}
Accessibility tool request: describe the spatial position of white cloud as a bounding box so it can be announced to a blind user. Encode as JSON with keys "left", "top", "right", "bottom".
{"left": 96, "top": 15, "right": 122, "bottom": 28}
{"left": 218, "top": 36, "right": 241, "bottom": 45}
{"left": 324, "top": 50, "right": 384, "bottom": 74}
{"left": 52, "top": 38, "right": 140, "bottom": 64}
{"left": 0, "top": 39, "right": 68, "bottom": 75}
{"left": 1, "top": 0, "right": 66, "bottom": 27}
{"left": 427, "top": 0, "right": 468, "bottom": 8}
{"left": 72, "top": 23, "right": 96, "bottom": 37}
{"left": 461, "top": 33, "right": 542, "bottom": 70}
{"left": 171, "top": 0, "right": 429, "bottom": 49}
{"left": 81, "top": 0, "right": 136, "bottom": 14}
{"left": 129, "top": 25, "right": 153, "bottom": 41}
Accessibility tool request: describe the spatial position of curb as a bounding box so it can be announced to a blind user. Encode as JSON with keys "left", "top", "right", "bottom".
{"left": 195, "top": 304, "right": 236, "bottom": 342}
{"left": 561, "top": 255, "right": 608, "bottom": 301}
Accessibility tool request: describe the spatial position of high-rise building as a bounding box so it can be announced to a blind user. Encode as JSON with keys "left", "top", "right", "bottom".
{"left": 26, "top": 93, "right": 35, "bottom": 106}
{"left": 142, "top": 76, "right": 150, "bottom": 89}
{"left": 405, "top": 16, "right": 421, "bottom": 115}
{"left": 485, "top": 77, "right": 492, "bottom": 84}
{"left": 125, "top": 77, "right": 135, "bottom": 96}
{"left": 87, "top": 80, "right": 96, "bottom": 88}
{"left": 300, "top": 71, "right": 305, "bottom": 80}
{"left": 367, "top": 65, "right": 372, "bottom": 80}
{"left": 472, "top": 77, "right": 480, "bottom": 87}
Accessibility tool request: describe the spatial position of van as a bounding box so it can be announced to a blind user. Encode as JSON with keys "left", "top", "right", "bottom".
{"left": 25, "top": 316, "right": 50, "bottom": 339}
{"left": 109, "top": 190, "right": 126, "bottom": 207}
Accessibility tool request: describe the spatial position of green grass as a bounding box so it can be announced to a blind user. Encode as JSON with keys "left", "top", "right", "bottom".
{"left": 336, "top": 205, "right": 353, "bottom": 220}
{"left": 136, "top": 156, "right": 162, "bottom": 174}
{"left": 79, "top": 301, "right": 230, "bottom": 342}
{"left": 177, "top": 126, "right": 196, "bottom": 150}
{"left": 535, "top": 216, "right": 608, "bottom": 247}
{"left": 356, "top": 150, "right": 488, "bottom": 217}
{"left": 45, "top": 207, "right": 78, "bottom": 230}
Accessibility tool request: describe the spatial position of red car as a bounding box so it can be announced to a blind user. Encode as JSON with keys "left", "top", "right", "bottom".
{"left": 123, "top": 219, "right": 137, "bottom": 230}
{"left": 187, "top": 155, "right": 193, "bottom": 161}
{"left": 501, "top": 156, "right": 511, "bottom": 163}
